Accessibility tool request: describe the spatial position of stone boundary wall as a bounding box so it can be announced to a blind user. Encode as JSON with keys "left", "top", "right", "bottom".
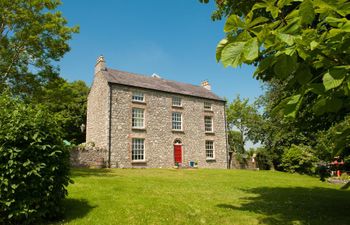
{"left": 229, "top": 154, "right": 258, "bottom": 170}
{"left": 70, "top": 146, "right": 108, "bottom": 168}
{"left": 230, "top": 158, "right": 257, "bottom": 170}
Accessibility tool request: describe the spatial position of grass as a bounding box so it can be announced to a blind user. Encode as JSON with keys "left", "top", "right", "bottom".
{"left": 51, "top": 168, "right": 350, "bottom": 225}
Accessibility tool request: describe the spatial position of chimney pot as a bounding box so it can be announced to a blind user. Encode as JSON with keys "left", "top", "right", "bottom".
{"left": 95, "top": 55, "right": 106, "bottom": 74}
{"left": 201, "top": 80, "right": 211, "bottom": 91}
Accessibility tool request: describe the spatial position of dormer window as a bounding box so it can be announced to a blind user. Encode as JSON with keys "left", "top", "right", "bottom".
{"left": 132, "top": 91, "right": 144, "bottom": 102}
{"left": 172, "top": 97, "right": 182, "bottom": 107}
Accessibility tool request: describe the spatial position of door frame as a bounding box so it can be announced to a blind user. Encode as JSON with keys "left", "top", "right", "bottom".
{"left": 173, "top": 139, "right": 183, "bottom": 164}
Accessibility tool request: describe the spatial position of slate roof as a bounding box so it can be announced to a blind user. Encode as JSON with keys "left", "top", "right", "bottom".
{"left": 103, "top": 68, "right": 225, "bottom": 102}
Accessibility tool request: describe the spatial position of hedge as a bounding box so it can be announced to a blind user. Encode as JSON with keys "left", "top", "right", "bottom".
{"left": 0, "top": 93, "right": 71, "bottom": 224}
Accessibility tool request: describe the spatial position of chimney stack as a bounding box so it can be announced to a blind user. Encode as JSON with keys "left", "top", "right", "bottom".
{"left": 95, "top": 55, "right": 106, "bottom": 74}
{"left": 201, "top": 80, "right": 211, "bottom": 91}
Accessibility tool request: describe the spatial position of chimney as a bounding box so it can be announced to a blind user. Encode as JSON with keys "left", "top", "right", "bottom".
{"left": 201, "top": 80, "right": 211, "bottom": 91}
{"left": 95, "top": 55, "right": 106, "bottom": 74}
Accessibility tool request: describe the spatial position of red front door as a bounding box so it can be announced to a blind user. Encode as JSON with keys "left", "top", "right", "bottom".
{"left": 174, "top": 145, "right": 182, "bottom": 164}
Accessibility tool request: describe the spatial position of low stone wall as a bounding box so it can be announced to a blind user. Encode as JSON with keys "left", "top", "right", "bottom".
{"left": 230, "top": 158, "right": 257, "bottom": 170}
{"left": 228, "top": 153, "right": 258, "bottom": 170}
{"left": 70, "top": 146, "right": 108, "bottom": 168}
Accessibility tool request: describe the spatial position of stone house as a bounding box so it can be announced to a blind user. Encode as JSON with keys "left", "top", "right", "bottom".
{"left": 86, "top": 56, "right": 228, "bottom": 168}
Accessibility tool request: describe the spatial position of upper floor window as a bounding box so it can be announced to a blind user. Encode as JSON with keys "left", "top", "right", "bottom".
{"left": 132, "top": 108, "right": 144, "bottom": 128}
{"left": 204, "top": 116, "right": 213, "bottom": 132}
{"left": 132, "top": 91, "right": 144, "bottom": 102}
{"left": 172, "top": 97, "right": 182, "bottom": 107}
{"left": 172, "top": 112, "right": 182, "bottom": 130}
{"left": 132, "top": 138, "right": 144, "bottom": 161}
{"left": 205, "top": 140, "right": 214, "bottom": 159}
{"left": 204, "top": 102, "right": 212, "bottom": 110}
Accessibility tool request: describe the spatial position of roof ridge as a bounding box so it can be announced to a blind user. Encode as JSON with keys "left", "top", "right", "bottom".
{"left": 107, "top": 68, "right": 205, "bottom": 89}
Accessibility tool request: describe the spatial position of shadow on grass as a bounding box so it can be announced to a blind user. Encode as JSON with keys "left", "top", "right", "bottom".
{"left": 46, "top": 198, "right": 97, "bottom": 225}
{"left": 217, "top": 187, "right": 350, "bottom": 225}
{"left": 341, "top": 181, "right": 350, "bottom": 190}
{"left": 70, "top": 168, "right": 117, "bottom": 178}
{"left": 49, "top": 198, "right": 96, "bottom": 224}
{"left": 63, "top": 198, "right": 96, "bottom": 222}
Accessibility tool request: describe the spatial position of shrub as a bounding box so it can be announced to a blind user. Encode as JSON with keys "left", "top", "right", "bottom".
{"left": 280, "top": 145, "right": 318, "bottom": 174}
{"left": 0, "top": 93, "right": 71, "bottom": 224}
{"left": 255, "top": 147, "right": 273, "bottom": 170}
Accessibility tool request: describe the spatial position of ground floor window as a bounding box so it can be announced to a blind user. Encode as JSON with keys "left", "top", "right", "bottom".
{"left": 132, "top": 138, "right": 144, "bottom": 161}
{"left": 205, "top": 140, "right": 214, "bottom": 159}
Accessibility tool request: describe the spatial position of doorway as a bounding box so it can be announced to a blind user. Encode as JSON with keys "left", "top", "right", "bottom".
{"left": 174, "top": 139, "right": 182, "bottom": 164}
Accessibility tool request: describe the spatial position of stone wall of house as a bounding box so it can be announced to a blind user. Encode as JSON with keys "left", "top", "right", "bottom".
{"left": 108, "top": 84, "right": 228, "bottom": 169}
{"left": 70, "top": 146, "right": 108, "bottom": 167}
{"left": 86, "top": 71, "right": 110, "bottom": 149}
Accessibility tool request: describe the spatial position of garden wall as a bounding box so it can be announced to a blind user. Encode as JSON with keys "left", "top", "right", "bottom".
{"left": 70, "top": 146, "right": 108, "bottom": 168}
{"left": 230, "top": 158, "right": 257, "bottom": 170}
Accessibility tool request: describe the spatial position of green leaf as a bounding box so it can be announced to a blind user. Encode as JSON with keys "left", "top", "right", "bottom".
{"left": 310, "top": 41, "right": 319, "bottom": 50}
{"left": 313, "top": 97, "right": 327, "bottom": 115}
{"left": 327, "top": 97, "right": 343, "bottom": 112}
{"left": 312, "top": 96, "right": 343, "bottom": 115}
{"left": 299, "top": 0, "right": 315, "bottom": 25}
{"left": 274, "top": 54, "right": 297, "bottom": 79}
{"left": 295, "top": 63, "right": 313, "bottom": 85}
{"left": 342, "top": 21, "right": 350, "bottom": 32}
{"left": 307, "top": 83, "right": 325, "bottom": 95}
{"left": 216, "top": 39, "right": 228, "bottom": 62}
{"left": 277, "top": 0, "right": 292, "bottom": 9}
{"left": 224, "top": 15, "right": 243, "bottom": 32}
{"left": 284, "top": 94, "right": 303, "bottom": 118}
{"left": 254, "top": 56, "right": 275, "bottom": 76}
{"left": 252, "top": 1, "right": 279, "bottom": 19}
{"left": 277, "top": 33, "right": 294, "bottom": 45}
{"left": 322, "top": 68, "right": 346, "bottom": 91}
{"left": 221, "top": 42, "right": 245, "bottom": 67}
{"left": 248, "top": 17, "right": 269, "bottom": 28}
{"left": 243, "top": 38, "right": 258, "bottom": 61}
{"left": 281, "top": 17, "right": 300, "bottom": 34}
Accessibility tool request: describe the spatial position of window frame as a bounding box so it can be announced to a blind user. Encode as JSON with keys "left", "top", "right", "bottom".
{"left": 172, "top": 112, "right": 182, "bottom": 131}
{"left": 172, "top": 96, "right": 182, "bottom": 107}
{"left": 204, "top": 102, "right": 212, "bottom": 110}
{"left": 132, "top": 138, "right": 145, "bottom": 161}
{"left": 132, "top": 91, "right": 145, "bottom": 102}
{"left": 205, "top": 140, "right": 215, "bottom": 160}
{"left": 132, "top": 108, "right": 145, "bottom": 129}
{"left": 204, "top": 116, "right": 213, "bottom": 132}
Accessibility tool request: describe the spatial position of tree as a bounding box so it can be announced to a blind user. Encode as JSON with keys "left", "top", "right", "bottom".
{"left": 226, "top": 95, "right": 263, "bottom": 148}
{"left": 228, "top": 130, "right": 244, "bottom": 153}
{"left": 0, "top": 1, "right": 79, "bottom": 223}
{"left": 31, "top": 78, "right": 90, "bottom": 144}
{"left": 226, "top": 96, "right": 264, "bottom": 165}
{"left": 280, "top": 144, "right": 318, "bottom": 174}
{"left": 0, "top": 0, "right": 79, "bottom": 95}
{"left": 202, "top": 0, "right": 350, "bottom": 157}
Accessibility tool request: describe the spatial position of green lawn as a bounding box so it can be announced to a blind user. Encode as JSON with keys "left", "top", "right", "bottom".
{"left": 52, "top": 169, "right": 350, "bottom": 225}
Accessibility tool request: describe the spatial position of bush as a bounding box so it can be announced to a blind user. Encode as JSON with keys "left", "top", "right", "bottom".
{"left": 0, "top": 93, "right": 71, "bottom": 224}
{"left": 280, "top": 144, "right": 318, "bottom": 174}
{"left": 255, "top": 147, "right": 273, "bottom": 170}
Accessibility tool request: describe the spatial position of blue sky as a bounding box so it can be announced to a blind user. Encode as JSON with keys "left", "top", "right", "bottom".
{"left": 58, "top": 0, "right": 263, "bottom": 102}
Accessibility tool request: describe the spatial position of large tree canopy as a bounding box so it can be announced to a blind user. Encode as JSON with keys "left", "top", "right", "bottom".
{"left": 0, "top": 0, "right": 79, "bottom": 94}
{"left": 202, "top": 0, "right": 350, "bottom": 157}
